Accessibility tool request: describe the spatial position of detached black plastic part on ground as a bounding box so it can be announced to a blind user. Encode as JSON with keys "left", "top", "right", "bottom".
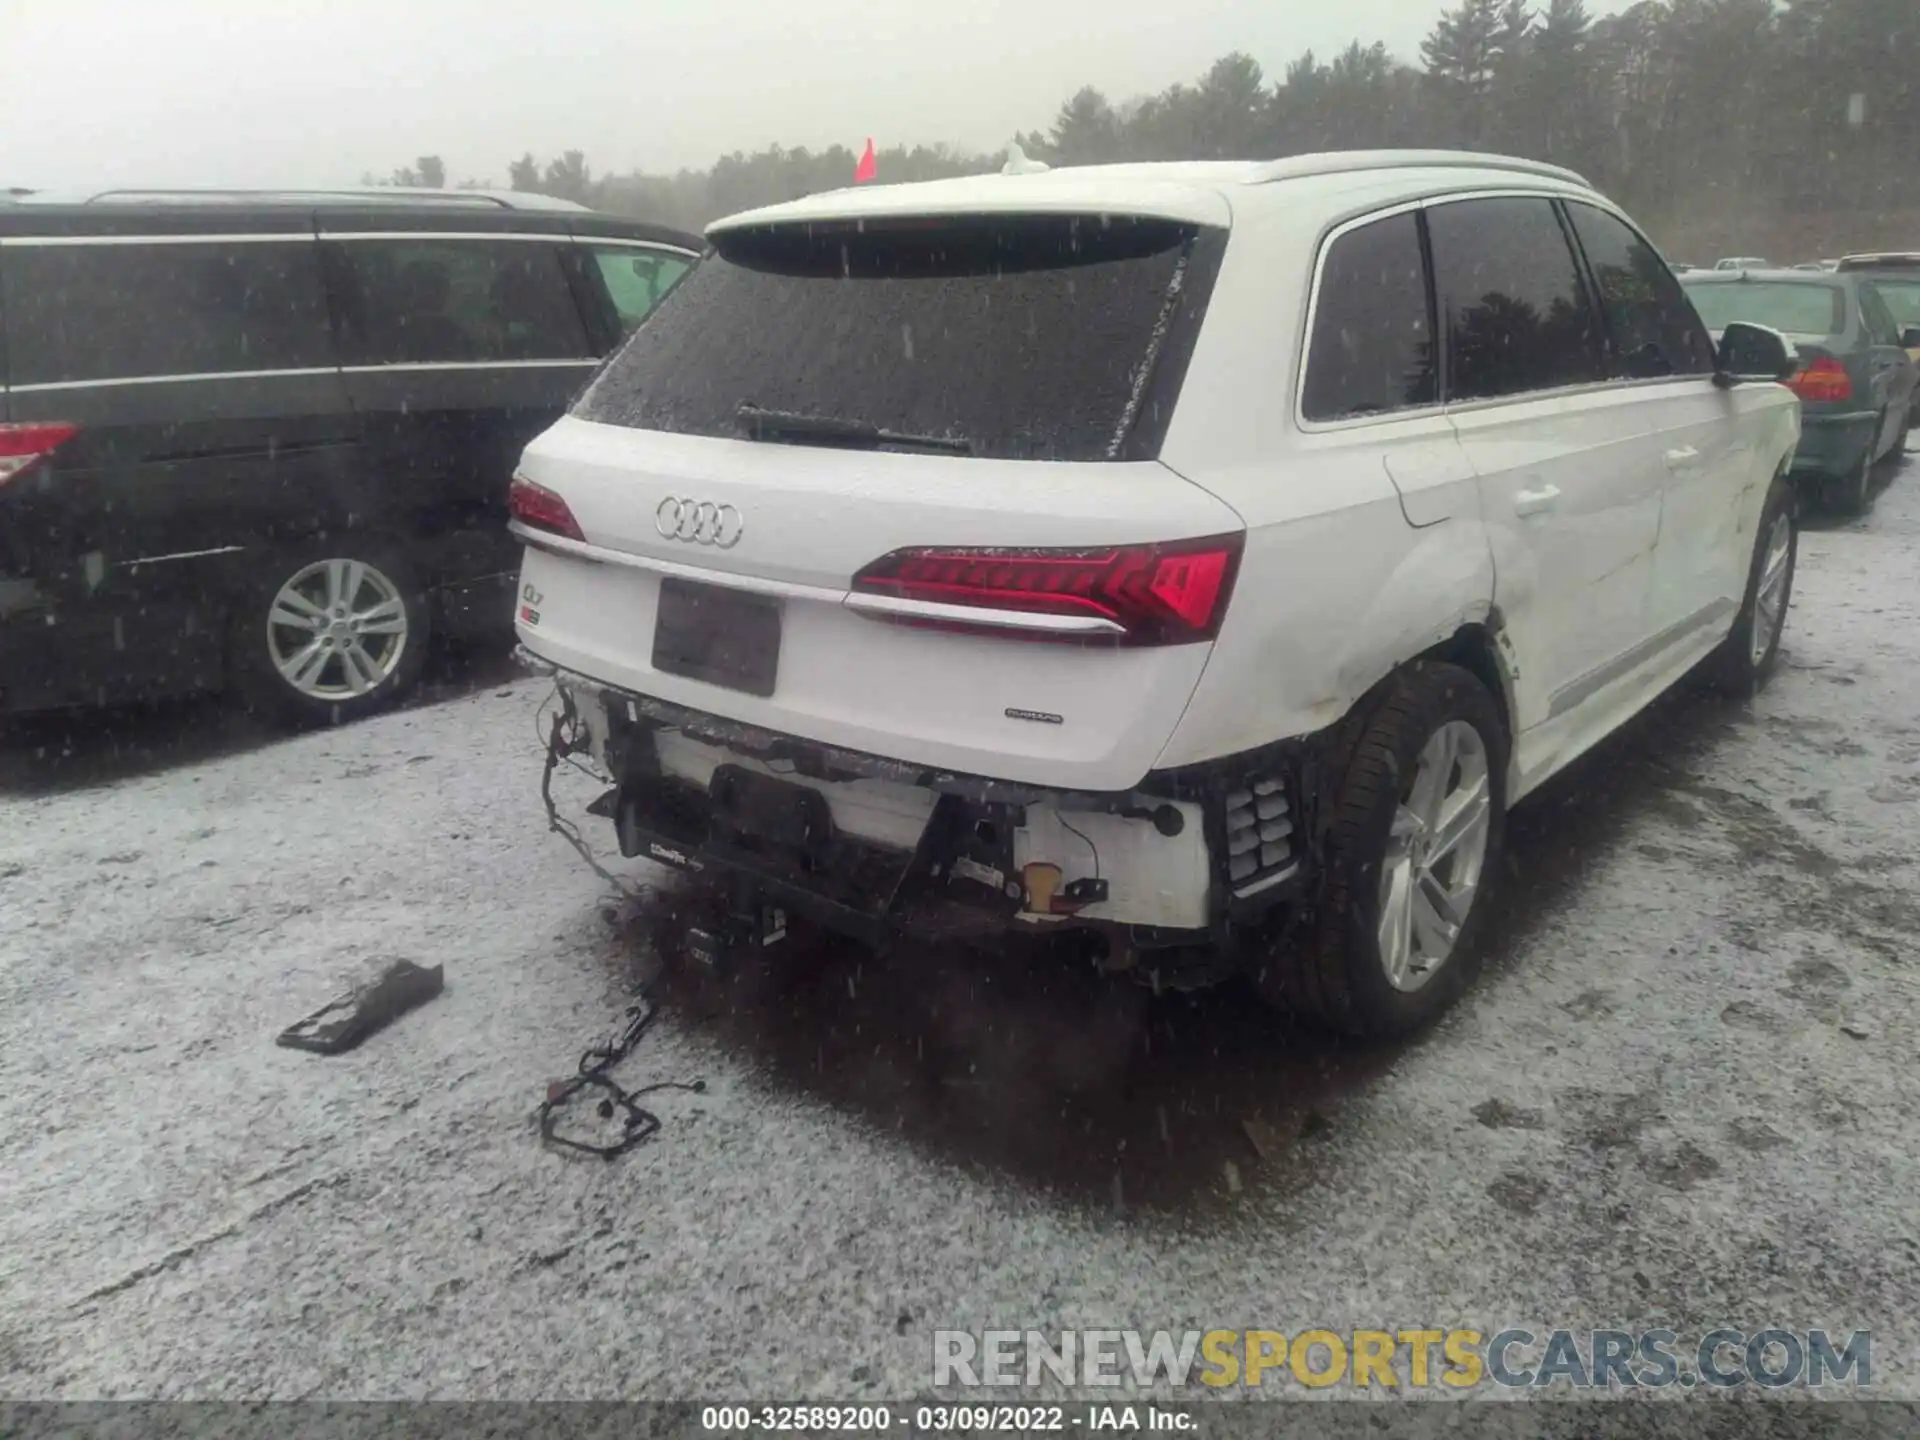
{"left": 275, "top": 960, "right": 444, "bottom": 1055}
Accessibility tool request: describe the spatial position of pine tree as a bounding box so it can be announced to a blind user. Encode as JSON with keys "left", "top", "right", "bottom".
{"left": 506, "top": 154, "right": 540, "bottom": 192}
{"left": 1421, "top": 0, "right": 1507, "bottom": 146}
{"left": 1049, "top": 88, "right": 1120, "bottom": 165}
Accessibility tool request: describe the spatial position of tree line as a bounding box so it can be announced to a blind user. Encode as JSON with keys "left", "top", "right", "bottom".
{"left": 379, "top": 0, "right": 1918, "bottom": 240}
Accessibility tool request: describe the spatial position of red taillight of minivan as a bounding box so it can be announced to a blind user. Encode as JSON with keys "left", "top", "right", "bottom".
{"left": 0, "top": 422, "right": 78, "bottom": 486}
{"left": 1785, "top": 356, "right": 1853, "bottom": 404}
{"left": 850, "top": 534, "right": 1244, "bottom": 646}
{"left": 508, "top": 473, "right": 586, "bottom": 542}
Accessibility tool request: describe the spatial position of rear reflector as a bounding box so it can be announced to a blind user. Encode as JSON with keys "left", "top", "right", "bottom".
{"left": 508, "top": 473, "right": 586, "bottom": 542}
{"left": 0, "top": 422, "right": 78, "bottom": 486}
{"left": 1786, "top": 355, "right": 1852, "bottom": 403}
{"left": 851, "top": 534, "right": 1243, "bottom": 645}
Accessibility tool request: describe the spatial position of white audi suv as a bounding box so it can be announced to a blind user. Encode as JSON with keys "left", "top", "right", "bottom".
{"left": 509, "top": 150, "right": 1802, "bottom": 1036}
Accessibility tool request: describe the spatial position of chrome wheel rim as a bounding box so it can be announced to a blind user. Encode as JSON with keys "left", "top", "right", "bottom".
{"left": 265, "top": 558, "right": 409, "bottom": 701}
{"left": 1750, "top": 512, "right": 1792, "bottom": 665}
{"left": 1378, "top": 720, "right": 1492, "bottom": 993}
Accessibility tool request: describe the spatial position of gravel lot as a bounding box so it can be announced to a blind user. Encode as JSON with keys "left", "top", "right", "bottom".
{"left": 2, "top": 443, "right": 1917, "bottom": 1407}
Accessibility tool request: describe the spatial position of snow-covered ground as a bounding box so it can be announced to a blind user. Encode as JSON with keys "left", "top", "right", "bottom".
{"left": 2, "top": 445, "right": 1917, "bottom": 1404}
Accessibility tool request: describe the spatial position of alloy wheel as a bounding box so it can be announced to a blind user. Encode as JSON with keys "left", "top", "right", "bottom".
{"left": 265, "top": 558, "right": 411, "bottom": 701}
{"left": 1377, "top": 719, "right": 1493, "bottom": 993}
{"left": 1749, "top": 512, "right": 1793, "bottom": 666}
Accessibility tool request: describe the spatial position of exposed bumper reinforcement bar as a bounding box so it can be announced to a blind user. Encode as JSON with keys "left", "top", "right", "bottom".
{"left": 535, "top": 654, "right": 1318, "bottom": 954}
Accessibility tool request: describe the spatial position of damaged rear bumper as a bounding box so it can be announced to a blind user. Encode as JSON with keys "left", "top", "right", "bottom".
{"left": 541, "top": 659, "right": 1320, "bottom": 957}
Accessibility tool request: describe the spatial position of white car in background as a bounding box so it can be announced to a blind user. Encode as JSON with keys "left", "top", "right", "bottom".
{"left": 510, "top": 150, "right": 1801, "bottom": 1037}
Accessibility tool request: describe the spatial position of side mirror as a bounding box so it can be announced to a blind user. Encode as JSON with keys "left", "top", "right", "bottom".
{"left": 1714, "top": 321, "right": 1799, "bottom": 388}
{"left": 1901, "top": 326, "right": 1920, "bottom": 350}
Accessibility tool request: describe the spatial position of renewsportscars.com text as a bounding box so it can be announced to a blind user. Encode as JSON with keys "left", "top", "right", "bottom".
{"left": 933, "top": 1327, "right": 1872, "bottom": 1391}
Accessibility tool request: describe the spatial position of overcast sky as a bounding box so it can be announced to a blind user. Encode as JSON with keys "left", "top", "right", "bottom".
{"left": 3, "top": 0, "right": 1637, "bottom": 188}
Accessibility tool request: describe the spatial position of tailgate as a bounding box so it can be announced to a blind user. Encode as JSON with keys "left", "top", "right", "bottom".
{"left": 513, "top": 208, "right": 1240, "bottom": 793}
{"left": 515, "top": 421, "right": 1243, "bottom": 792}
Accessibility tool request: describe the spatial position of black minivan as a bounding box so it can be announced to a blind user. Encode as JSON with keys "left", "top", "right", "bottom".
{"left": 0, "top": 188, "right": 699, "bottom": 722}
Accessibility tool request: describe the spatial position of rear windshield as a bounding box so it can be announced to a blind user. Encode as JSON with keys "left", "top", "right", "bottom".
{"left": 1682, "top": 280, "right": 1846, "bottom": 338}
{"left": 572, "top": 214, "right": 1216, "bottom": 462}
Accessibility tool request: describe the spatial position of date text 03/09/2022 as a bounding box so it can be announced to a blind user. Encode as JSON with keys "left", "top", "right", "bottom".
{"left": 699, "top": 1404, "right": 1194, "bottom": 1432}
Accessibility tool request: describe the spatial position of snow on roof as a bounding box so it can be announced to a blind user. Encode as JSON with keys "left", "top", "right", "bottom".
{"left": 1837, "top": 252, "right": 1920, "bottom": 270}
{"left": 711, "top": 172, "right": 1238, "bottom": 230}
{"left": 707, "top": 150, "right": 1593, "bottom": 235}
{"left": 1682, "top": 267, "right": 1844, "bottom": 282}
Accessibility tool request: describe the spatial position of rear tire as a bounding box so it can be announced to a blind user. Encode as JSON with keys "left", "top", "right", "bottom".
{"left": 1262, "top": 661, "right": 1509, "bottom": 1038}
{"left": 230, "top": 544, "right": 431, "bottom": 727}
{"left": 1825, "top": 418, "right": 1880, "bottom": 516}
{"left": 1709, "top": 472, "right": 1797, "bottom": 698}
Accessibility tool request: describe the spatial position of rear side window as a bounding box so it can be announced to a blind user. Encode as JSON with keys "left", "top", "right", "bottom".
{"left": 1562, "top": 203, "right": 1715, "bottom": 380}
{"left": 1426, "top": 197, "right": 1606, "bottom": 401}
{"left": 2, "top": 240, "right": 333, "bottom": 386}
{"left": 1681, "top": 281, "right": 1846, "bottom": 338}
{"left": 332, "top": 239, "right": 591, "bottom": 365}
{"left": 574, "top": 214, "right": 1215, "bottom": 462}
{"left": 1302, "top": 210, "right": 1436, "bottom": 421}
{"left": 588, "top": 246, "right": 694, "bottom": 335}
{"left": 1868, "top": 279, "right": 1920, "bottom": 331}
{"left": 1858, "top": 285, "right": 1901, "bottom": 347}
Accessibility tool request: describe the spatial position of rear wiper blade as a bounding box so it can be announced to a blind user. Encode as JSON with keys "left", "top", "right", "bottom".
{"left": 735, "top": 404, "right": 972, "bottom": 455}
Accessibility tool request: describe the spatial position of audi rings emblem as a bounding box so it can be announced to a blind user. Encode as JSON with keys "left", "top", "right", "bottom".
{"left": 655, "top": 497, "right": 745, "bottom": 549}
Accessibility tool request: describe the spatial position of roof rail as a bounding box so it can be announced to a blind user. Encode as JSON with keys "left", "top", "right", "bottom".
{"left": 1249, "top": 149, "right": 1593, "bottom": 190}
{"left": 84, "top": 187, "right": 516, "bottom": 208}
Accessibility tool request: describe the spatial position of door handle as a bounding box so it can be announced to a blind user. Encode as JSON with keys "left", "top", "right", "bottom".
{"left": 1664, "top": 445, "right": 1701, "bottom": 469}
{"left": 1513, "top": 484, "right": 1561, "bottom": 517}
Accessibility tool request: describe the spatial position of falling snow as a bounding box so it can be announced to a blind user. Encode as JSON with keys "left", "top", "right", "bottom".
{"left": 0, "top": 447, "right": 1917, "bottom": 1401}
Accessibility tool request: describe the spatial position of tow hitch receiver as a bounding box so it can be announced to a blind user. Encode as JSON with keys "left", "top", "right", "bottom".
{"left": 685, "top": 902, "right": 788, "bottom": 974}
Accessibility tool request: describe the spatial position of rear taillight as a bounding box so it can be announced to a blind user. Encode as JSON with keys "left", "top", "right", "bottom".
{"left": 850, "top": 534, "right": 1243, "bottom": 645}
{"left": 509, "top": 473, "right": 586, "bottom": 542}
{"left": 1786, "top": 356, "right": 1852, "bottom": 403}
{"left": 0, "top": 422, "right": 78, "bottom": 486}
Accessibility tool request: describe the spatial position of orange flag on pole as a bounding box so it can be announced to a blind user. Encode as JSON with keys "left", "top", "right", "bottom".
{"left": 854, "top": 138, "right": 877, "bottom": 183}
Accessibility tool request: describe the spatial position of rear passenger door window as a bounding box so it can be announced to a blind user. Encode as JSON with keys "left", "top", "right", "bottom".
{"left": 1425, "top": 197, "right": 1606, "bottom": 401}
{"left": 331, "top": 239, "right": 592, "bottom": 366}
{"left": 3, "top": 240, "right": 334, "bottom": 385}
{"left": 1562, "top": 202, "right": 1715, "bottom": 380}
{"left": 587, "top": 246, "right": 694, "bottom": 336}
{"left": 1301, "top": 210, "right": 1437, "bottom": 422}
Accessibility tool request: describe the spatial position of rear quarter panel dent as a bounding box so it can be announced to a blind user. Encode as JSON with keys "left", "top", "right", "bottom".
{"left": 1337, "top": 520, "right": 1498, "bottom": 698}
{"left": 1152, "top": 505, "right": 1495, "bottom": 768}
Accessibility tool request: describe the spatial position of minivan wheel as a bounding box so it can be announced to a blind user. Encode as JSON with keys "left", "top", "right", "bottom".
{"left": 1709, "top": 472, "right": 1796, "bottom": 698}
{"left": 1265, "top": 661, "right": 1509, "bottom": 1038}
{"left": 232, "top": 547, "right": 431, "bottom": 726}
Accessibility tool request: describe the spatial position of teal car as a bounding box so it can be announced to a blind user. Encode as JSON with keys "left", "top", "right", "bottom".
{"left": 1682, "top": 268, "right": 1919, "bottom": 514}
{"left": 1836, "top": 254, "right": 1920, "bottom": 422}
